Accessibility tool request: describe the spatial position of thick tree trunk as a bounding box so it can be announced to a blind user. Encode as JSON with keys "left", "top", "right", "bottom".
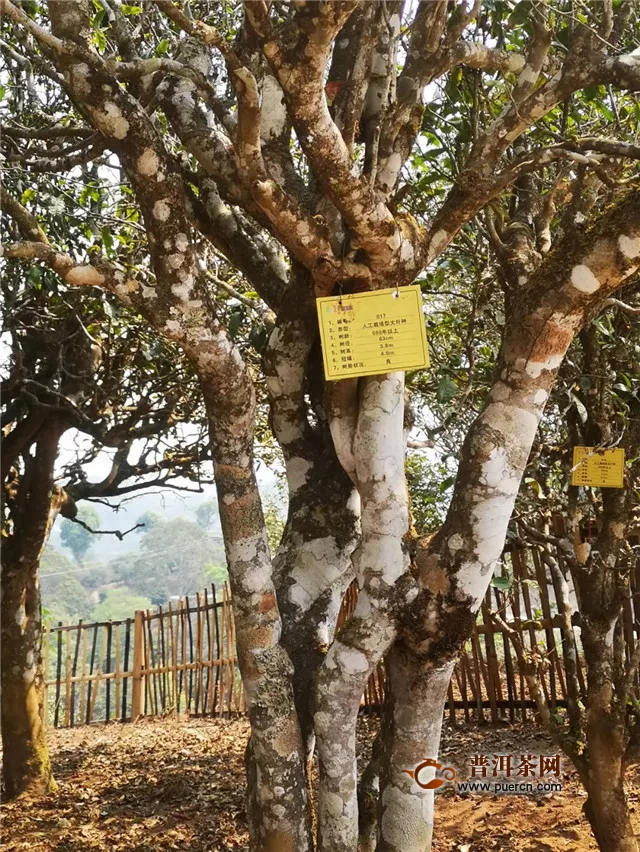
{"left": 202, "top": 385, "right": 312, "bottom": 852}
{"left": 315, "top": 373, "right": 408, "bottom": 852}
{"left": 1, "top": 561, "right": 55, "bottom": 799}
{"left": 1, "top": 421, "right": 66, "bottom": 798}
{"left": 275, "top": 460, "right": 359, "bottom": 756}
{"left": 585, "top": 745, "right": 639, "bottom": 852}
{"left": 581, "top": 618, "right": 639, "bottom": 852}
{"left": 265, "top": 267, "right": 360, "bottom": 757}
{"left": 376, "top": 646, "right": 455, "bottom": 852}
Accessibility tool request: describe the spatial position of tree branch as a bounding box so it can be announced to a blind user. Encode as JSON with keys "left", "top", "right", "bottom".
{"left": 603, "top": 296, "right": 640, "bottom": 315}
{"left": 63, "top": 515, "right": 144, "bottom": 541}
{"left": 245, "top": 0, "right": 406, "bottom": 275}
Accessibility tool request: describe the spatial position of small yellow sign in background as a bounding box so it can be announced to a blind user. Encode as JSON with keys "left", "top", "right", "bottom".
{"left": 316, "top": 285, "right": 429, "bottom": 381}
{"left": 571, "top": 446, "right": 625, "bottom": 489}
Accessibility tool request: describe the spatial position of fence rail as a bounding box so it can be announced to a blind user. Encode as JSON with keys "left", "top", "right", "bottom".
{"left": 43, "top": 541, "right": 640, "bottom": 729}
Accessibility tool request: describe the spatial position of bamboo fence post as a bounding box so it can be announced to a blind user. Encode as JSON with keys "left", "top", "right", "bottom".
{"left": 471, "top": 624, "right": 493, "bottom": 720}
{"left": 122, "top": 618, "right": 132, "bottom": 720}
{"left": 195, "top": 592, "right": 203, "bottom": 715}
{"left": 88, "top": 624, "right": 107, "bottom": 724}
{"left": 454, "top": 660, "right": 470, "bottom": 723}
{"left": 143, "top": 613, "right": 153, "bottom": 715}
{"left": 79, "top": 624, "right": 88, "bottom": 724}
{"left": 446, "top": 681, "right": 456, "bottom": 724}
{"left": 64, "top": 628, "right": 72, "bottom": 727}
{"left": 467, "top": 640, "right": 485, "bottom": 722}
{"left": 69, "top": 620, "right": 82, "bottom": 728}
{"left": 85, "top": 624, "right": 99, "bottom": 724}
{"left": 519, "top": 551, "right": 551, "bottom": 704}
{"left": 177, "top": 599, "right": 184, "bottom": 706}
{"left": 494, "top": 586, "right": 517, "bottom": 723}
{"left": 146, "top": 609, "right": 158, "bottom": 716}
{"left": 180, "top": 599, "right": 188, "bottom": 712}
{"left": 168, "top": 601, "right": 179, "bottom": 711}
{"left": 226, "top": 585, "right": 237, "bottom": 713}
{"left": 530, "top": 548, "right": 564, "bottom": 705}
{"left": 221, "top": 585, "right": 230, "bottom": 715}
{"left": 481, "top": 595, "right": 502, "bottom": 721}
{"left": 224, "top": 584, "right": 234, "bottom": 715}
{"left": 211, "top": 584, "right": 221, "bottom": 716}
{"left": 185, "top": 596, "right": 194, "bottom": 711}
{"left": 54, "top": 623, "right": 63, "bottom": 728}
{"left": 105, "top": 622, "right": 113, "bottom": 722}
{"left": 218, "top": 588, "right": 226, "bottom": 715}
{"left": 203, "top": 588, "right": 212, "bottom": 715}
{"left": 546, "top": 550, "right": 575, "bottom": 701}
{"left": 114, "top": 623, "right": 121, "bottom": 723}
{"left": 550, "top": 516, "right": 588, "bottom": 697}
{"left": 509, "top": 557, "right": 528, "bottom": 720}
{"left": 158, "top": 606, "right": 167, "bottom": 711}
{"left": 131, "top": 610, "right": 144, "bottom": 720}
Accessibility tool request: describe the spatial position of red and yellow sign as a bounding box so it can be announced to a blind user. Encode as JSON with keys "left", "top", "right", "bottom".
{"left": 316, "top": 285, "right": 429, "bottom": 381}
{"left": 571, "top": 446, "right": 625, "bottom": 489}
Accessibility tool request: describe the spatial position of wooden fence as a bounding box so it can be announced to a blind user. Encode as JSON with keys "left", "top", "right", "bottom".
{"left": 44, "top": 584, "right": 242, "bottom": 728}
{"left": 43, "top": 542, "right": 640, "bottom": 729}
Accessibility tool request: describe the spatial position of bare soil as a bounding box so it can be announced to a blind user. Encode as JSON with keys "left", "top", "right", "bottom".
{"left": 1, "top": 716, "right": 638, "bottom": 851}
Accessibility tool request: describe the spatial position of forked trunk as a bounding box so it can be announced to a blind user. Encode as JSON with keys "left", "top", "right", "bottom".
{"left": 315, "top": 373, "right": 408, "bottom": 852}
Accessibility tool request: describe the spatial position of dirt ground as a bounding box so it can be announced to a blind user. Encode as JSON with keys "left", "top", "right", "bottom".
{"left": 1, "top": 716, "right": 638, "bottom": 851}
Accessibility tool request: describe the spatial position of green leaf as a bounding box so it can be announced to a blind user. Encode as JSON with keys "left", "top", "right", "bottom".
{"left": 595, "top": 101, "right": 614, "bottom": 122}
{"left": 27, "top": 266, "right": 42, "bottom": 286}
{"left": 155, "top": 39, "right": 170, "bottom": 57}
{"left": 21, "top": 187, "right": 36, "bottom": 205}
{"left": 94, "top": 27, "right": 106, "bottom": 52}
{"left": 436, "top": 374, "right": 457, "bottom": 403}
{"left": 525, "top": 477, "right": 542, "bottom": 496}
{"left": 508, "top": 1, "right": 532, "bottom": 27}
{"left": 491, "top": 576, "right": 513, "bottom": 591}
{"left": 438, "top": 475, "right": 457, "bottom": 493}
{"left": 101, "top": 226, "right": 114, "bottom": 254}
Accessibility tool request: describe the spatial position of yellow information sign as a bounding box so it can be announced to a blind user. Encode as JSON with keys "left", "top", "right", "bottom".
{"left": 571, "top": 446, "right": 625, "bottom": 489}
{"left": 316, "top": 286, "right": 429, "bottom": 381}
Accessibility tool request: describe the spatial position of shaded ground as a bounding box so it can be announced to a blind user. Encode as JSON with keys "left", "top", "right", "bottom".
{"left": 1, "top": 716, "right": 638, "bottom": 851}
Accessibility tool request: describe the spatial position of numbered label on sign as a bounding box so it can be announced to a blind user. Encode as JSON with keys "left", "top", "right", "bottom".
{"left": 571, "top": 446, "right": 625, "bottom": 489}
{"left": 316, "top": 285, "right": 429, "bottom": 381}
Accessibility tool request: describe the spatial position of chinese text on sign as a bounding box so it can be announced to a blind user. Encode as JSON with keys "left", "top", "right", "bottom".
{"left": 316, "top": 285, "right": 429, "bottom": 381}
{"left": 571, "top": 446, "right": 625, "bottom": 489}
